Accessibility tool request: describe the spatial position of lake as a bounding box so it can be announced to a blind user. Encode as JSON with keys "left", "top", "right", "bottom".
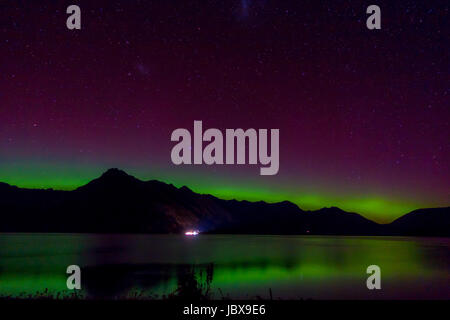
{"left": 0, "top": 234, "right": 448, "bottom": 300}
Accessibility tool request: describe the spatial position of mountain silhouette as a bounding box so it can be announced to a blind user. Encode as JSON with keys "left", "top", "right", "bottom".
{"left": 387, "top": 207, "right": 450, "bottom": 236}
{"left": 0, "top": 168, "right": 448, "bottom": 236}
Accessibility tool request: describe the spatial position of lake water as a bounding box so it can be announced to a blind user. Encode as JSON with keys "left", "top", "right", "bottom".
{"left": 0, "top": 234, "right": 448, "bottom": 300}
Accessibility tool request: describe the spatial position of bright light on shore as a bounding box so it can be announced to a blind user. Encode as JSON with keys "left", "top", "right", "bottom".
{"left": 185, "top": 230, "right": 199, "bottom": 236}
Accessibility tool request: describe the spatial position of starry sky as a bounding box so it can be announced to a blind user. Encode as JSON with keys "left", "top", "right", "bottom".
{"left": 0, "top": 0, "right": 448, "bottom": 223}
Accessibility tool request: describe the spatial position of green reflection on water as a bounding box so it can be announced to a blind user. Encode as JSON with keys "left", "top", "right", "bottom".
{"left": 0, "top": 234, "right": 448, "bottom": 299}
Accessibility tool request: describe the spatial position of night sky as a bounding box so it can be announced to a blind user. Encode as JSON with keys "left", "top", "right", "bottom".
{"left": 0, "top": 0, "right": 448, "bottom": 223}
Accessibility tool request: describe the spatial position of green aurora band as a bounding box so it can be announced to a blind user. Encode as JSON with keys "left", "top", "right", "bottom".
{"left": 0, "top": 161, "right": 437, "bottom": 223}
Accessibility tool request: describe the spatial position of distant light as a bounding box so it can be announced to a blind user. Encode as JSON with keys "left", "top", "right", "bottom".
{"left": 185, "top": 230, "right": 199, "bottom": 236}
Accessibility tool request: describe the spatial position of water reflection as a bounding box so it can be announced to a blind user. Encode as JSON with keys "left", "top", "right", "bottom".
{"left": 0, "top": 234, "right": 448, "bottom": 299}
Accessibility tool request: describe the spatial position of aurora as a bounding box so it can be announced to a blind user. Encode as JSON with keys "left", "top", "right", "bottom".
{"left": 0, "top": 1, "right": 447, "bottom": 225}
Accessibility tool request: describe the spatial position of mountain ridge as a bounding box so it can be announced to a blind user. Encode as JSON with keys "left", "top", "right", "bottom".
{"left": 0, "top": 168, "right": 448, "bottom": 236}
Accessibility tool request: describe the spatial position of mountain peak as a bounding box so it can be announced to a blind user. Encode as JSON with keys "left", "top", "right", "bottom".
{"left": 76, "top": 168, "right": 141, "bottom": 191}
{"left": 101, "top": 168, "right": 132, "bottom": 179}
